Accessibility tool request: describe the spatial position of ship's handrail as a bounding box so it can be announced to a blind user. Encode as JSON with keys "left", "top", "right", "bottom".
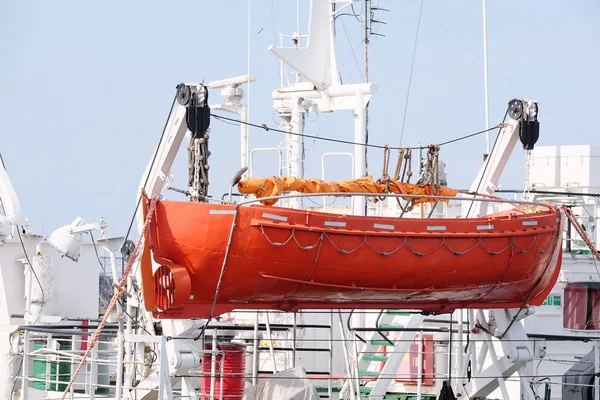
{"left": 235, "top": 191, "right": 555, "bottom": 211}
{"left": 14, "top": 328, "right": 227, "bottom": 399}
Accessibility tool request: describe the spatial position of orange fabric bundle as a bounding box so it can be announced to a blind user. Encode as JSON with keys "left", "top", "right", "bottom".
{"left": 238, "top": 176, "right": 457, "bottom": 206}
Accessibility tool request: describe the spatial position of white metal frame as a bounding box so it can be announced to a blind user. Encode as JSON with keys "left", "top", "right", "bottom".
{"left": 269, "top": 0, "right": 375, "bottom": 215}
{"left": 321, "top": 152, "right": 354, "bottom": 211}
{"left": 249, "top": 147, "right": 284, "bottom": 178}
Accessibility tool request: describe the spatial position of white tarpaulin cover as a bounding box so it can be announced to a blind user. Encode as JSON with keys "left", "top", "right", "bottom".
{"left": 243, "top": 366, "right": 320, "bottom": 400}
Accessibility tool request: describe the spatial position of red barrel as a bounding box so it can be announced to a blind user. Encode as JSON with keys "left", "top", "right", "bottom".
{"left": 201, "top": 344, "right": 246, "bottom": 398}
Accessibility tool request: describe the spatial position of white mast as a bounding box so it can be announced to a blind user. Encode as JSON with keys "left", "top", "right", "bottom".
{"left": 269, "top": 0, "right": 375, "bottom": 215}
{"left": 482, "top": 0, "right": 491, "bottom": 158}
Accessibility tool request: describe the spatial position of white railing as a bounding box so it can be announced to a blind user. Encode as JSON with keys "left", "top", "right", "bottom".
{"left": 14, "top": 326, "right": 229, "bottom": 400}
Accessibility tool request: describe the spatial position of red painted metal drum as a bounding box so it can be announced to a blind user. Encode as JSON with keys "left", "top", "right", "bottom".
{"left": 201, "top": 344, "right": 246, "bottom": 399}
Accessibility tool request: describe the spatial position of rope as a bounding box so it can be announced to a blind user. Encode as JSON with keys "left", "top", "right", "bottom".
{"left": 403, "top": 148, "right": 412, "bottom": 182}
{"left": 416, "top": 145, "right": 441, "bottom": 193}
{"left": 393, "top": 146, "right": 413, "bottom": 212}
{"left": 59, "top": 194, "right": 161, "bottom": 399}
{"left": 211, "top": 113, "right": 504, "bottom": 151}
{"left": 259, "top": 225, "right": 549, "bottom": 259}
{"left": 563, "top": 206, "right": 600, "bottom": 262}
{"left": 393, "top": 148, "right": 405, "bottom": 180}
{"left": 378, "top": 145, "right": 391, "bottom": 189}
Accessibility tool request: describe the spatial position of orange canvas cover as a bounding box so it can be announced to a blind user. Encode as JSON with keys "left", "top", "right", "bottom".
{"left": 238, "top": 176, "right": 457, "bottom": 206}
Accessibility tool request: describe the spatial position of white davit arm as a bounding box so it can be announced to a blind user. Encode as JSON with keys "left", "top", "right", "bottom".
{"left": 462, "top": 98, "right": 539, "bottom": 218}
{"left": 125, "top": 83, "right": 210, "bottom": 384}
{"left": 0, "top": 158, "right": 21, "bottom": 242}
{"left": 134, "top": 83, "right": 209, "bottom": 236}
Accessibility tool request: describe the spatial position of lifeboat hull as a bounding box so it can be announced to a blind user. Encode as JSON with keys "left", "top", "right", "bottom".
{"left": 142, "top": 200, "right": 564, "bottom": 319}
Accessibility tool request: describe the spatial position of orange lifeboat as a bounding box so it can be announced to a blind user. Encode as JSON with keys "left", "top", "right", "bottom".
{"left": 140, "top": 195, "right": 564, "bottom": 319}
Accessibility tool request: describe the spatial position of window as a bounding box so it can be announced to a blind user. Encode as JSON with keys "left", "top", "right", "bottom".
{"left": 563, "top": 282, "right": 600, "bottom": 330}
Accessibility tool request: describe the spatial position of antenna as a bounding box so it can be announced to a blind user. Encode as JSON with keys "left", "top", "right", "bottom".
{"left": 368, "top": 0, "right": 389, "bottom": 43}
{"left": 482, "top": 0, "right": 491, "bottom": 160}
{"left": 364, "top": 0, "right": 369, "bottom": 83}
{"left": 362, "top": 0, "right": 387, "bottom": 197}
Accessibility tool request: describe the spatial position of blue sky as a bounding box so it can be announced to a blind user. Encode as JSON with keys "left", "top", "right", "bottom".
{"left": 1, "top": 1, "right": 598, "bottom": 237}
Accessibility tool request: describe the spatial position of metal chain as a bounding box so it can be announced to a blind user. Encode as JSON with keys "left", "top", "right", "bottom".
{"left": 187, "top": 137, "right": 195, "bottom": 188}
{"left": 191, "top": 138, "right": 201, "bottom": 200}
{"left": 402, "top": 147, "right": 412, "bottom": 183}
{"left": 431, "top": 146, "right": 440, "bottom": 195}
{"left": 416, "top": 145, "right": 440, "bottom": 192}
{"left": 524, "top": 150, "right": 532, "bottom": 199}
{"left": 189, "top": 129, "right": 211, "bottom": 202}
{"left": 199, "top": 130, "right": 210, "bottom": 199}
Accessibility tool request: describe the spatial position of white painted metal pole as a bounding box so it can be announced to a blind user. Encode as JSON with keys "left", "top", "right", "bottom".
{"left": 353, "top": 93, "right": 367, "bottom": 216}
{"left": 482, "top": 0, "right": 490, "bottom": 156}
{"left": 219, "top": 357, "right": 224, "bottom": 400}
{"left": 338, "top": 312, "right": 356, "bottom": 400}
{"left": 264, "top": 312, "right": 278, "bottom": 373}
{"left": 246, "top": 0, "right": 251, "bottom": 126}
{"left": 594, "top": 197, "right": 598, "bottom": 248}
{"left": 417, "top": 331, "right": 423, "bottom": 400}
{"left": 486, "top": 336, "right": 510, "bottom": 400}
{"left": 124, "top": 276, "right": 134, "bottom": 392}
{"left": 292, "top": 312, "right": 297, "bottom": 368}
{"left": 240, "top": 105, "right": 249, "bottom": 180}
{"left": 295, "top": 0, "right": 300, "bottom": 83}
{"left": 21, "top": 330, "right": 30, "bottom": 399}
{"left": 594, "top": 342, "right": 600, "bottom": 399}
{"left": 458, "top": 310, "right": 464, "bottom": 387}
{"left": 289, "top": 101, "right": 305, "bottom": 209}
{"left": 115, "top": 318, "right": 124, "bottom": 400}
{"left": 252, "top": 313, "right": 259, "bottom": 385}
{"left": 157, "top": 336, "right": 174, "bottom": 400}
{"left": 106, "top": 248, "right": 127, "bottom": 399}
{"left": 353, "top": 335, "right": 361, "bottom": 400}
{"left": 70, "top": 335, "right": 76, "bottom": 398}
{"left": 107, "top": 249, "right": 119, "bottom": 286}
{"left": 296, "top": 0, "right": 300, "bottom": 41}
{"left": 469, "top": 310, "right": 477, "bottom": 376}
{"left": 245, "top": 0, "right": 251, "bottom": 183}
{"left": 328, "top": 311, "right": 334, "bottom": 399}
{"left": 475, "top": 341, "right": 488, "bottom": 376}
{"left": 321, "top": 154, "right": 327, "bottom": 210}
{"left": 90, "top": 343, "right": 98, "bottom": 400}
{"left": 290, "top": 104, "right": 304, "bottom": 178}
{"left": 24, "top": 261, "right": 32, "bottom": 321}
{"left": 210, "top": 330, "right": 217, "bottom": 400}
{"left": 279, "top": 34, "right": 284, "bottom": 88}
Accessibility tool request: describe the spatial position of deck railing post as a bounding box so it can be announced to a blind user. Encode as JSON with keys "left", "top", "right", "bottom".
{"left": 417, "top": 330, "right": 423, "bottom": 400}
{"left": 595, "top": 341, "right": 600, "bottom": 400}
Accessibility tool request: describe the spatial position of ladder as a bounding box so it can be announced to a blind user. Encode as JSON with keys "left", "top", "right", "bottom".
{"left": 341, "top": 311, "right": 426, "bottom": 400}
{"left": 256, "top": 311, "right": 336, "bottom": 399}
